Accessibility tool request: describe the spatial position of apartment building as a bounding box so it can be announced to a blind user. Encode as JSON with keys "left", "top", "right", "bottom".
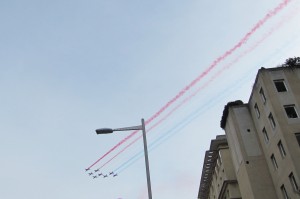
{"left": 198, "top": 64, "right": 300, "bottom": 199}
{"left": 198, "top": 135, "right": 241, "bottom": 199}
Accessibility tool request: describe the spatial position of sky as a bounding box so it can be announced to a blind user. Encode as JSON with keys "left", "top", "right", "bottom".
{"left": 1, "top": 0, "right": 300, "bottom": 199}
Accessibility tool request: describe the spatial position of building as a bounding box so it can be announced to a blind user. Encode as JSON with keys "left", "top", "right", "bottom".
{"left": 198, "top": 135, "right": 241, "bottom": 199}
{"left": 198, "top": 64, "right": 300, "bottom": 199}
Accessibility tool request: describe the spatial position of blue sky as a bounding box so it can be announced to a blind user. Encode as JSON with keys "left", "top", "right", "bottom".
{"left": 1, "top": 0, "right": 300, "bottom": 199}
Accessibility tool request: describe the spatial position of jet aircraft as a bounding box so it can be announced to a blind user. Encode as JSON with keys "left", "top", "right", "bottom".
{"left": 94, "top": 169, "right": 99, "bottom": 172}
{"left": 88, "top": 172, "right": 93, "bottom": 176}
{"left": 109, "top": 172, "right": 114, "bottom": 175}
{"left": 113, "top": 174, "right": 118, "bottom": 177}
{"left": 93, "top": 176, "right": 97, "bottom": 179}
{"left": 103, "top": 175, "right": 108, "bottom": 178}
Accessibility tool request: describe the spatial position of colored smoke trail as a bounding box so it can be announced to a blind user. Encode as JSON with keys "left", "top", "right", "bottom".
{"left": 145, "top": 0, "right": 292, "bottom": 125}
{"left": 96, "top": 76, "right": 225, "bottom": 171}
{"left": 96, "top": 134, "right": 143, "bottom": 170}
{"left": 221, "top": 3, "right": 300, "bottom": 72}
{"left": 92, "top": 2, "right": 298, "bottom": 172}
{"left": 86, "top": 129, "right": 140, "bottom": 169}
{"left": 115, "top": 35, "right": 300, "bottom": 173}
{"left": 90, "top": 3, "right": 299, "bottom": 171}
{"left": 86, "top": 0, "right": 292, "bottom": 169}
{"left": 114, "top": 71, "right": 254, "bottom": 174}
{"left": 146, "top": 0, "right": 299, "bottom": 135}
{"left": 114, "top": 31, "right": 300, "bottom": 174}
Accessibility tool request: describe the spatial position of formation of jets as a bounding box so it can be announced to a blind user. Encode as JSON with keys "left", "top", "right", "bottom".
{"left": 85, "top": 168, "right": 118, "bottom": 179}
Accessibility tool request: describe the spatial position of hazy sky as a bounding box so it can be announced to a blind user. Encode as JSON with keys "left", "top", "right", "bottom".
{"left": 1, "top": 0, "right": 300, "bottom": 199}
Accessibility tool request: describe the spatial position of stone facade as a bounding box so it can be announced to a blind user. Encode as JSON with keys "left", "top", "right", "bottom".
{"left": 198, "top": 65, "right": 300, "bottom": 199}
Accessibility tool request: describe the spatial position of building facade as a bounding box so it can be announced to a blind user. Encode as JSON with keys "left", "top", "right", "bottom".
{"left": 198, "top": 65, "right": 300, "bottom": 199}
{"left": 198, "top": 135, "right": 241, "bottom": 199}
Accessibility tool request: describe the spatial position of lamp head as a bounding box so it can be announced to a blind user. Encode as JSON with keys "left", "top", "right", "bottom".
{"left": 95, "top": 128, "right": 114, "bottom": 134}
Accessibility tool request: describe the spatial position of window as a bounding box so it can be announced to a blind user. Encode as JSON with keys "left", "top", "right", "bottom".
{"left": 215, "top": 166, "right": 218, "bottom": 175}
{"left": 284, "top": 105, "right": 299, "bottom": 118}
{"left": 281, "top": 184, "right": 289, "bottom": 199}
{"left": 296, "top": 133, "right": 300, "bottom": 146}
{"left": 289, "top": 172, "right": 299, "bottom": 191}
{"left": 259, "top": 88, "right": 267, "bottom": 103}
{"left": 216, "top": 157, "right": 221, "bottom": 168}
{"left": 254, "top": 103, "right": 260, "bottom": 118}
{"left": 262, "top": 128, "right": 269, "bottom": 144}
{"left": 278, "top": 141, "right": 286, "bottom": 158}
{"left": 271, "top": 154, "right": 278, "bottom": 169}
{"left": 218, "top": 151, "right": 222, "bottom": 164}
{"left": 268, "top": 113, "right": 276, "bottom": 129}
{"left": 274, "top": 79, "right": 287, "bottom": 92}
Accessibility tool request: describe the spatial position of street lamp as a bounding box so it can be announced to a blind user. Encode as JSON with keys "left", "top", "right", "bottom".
{"left": 96, "top": 118, "right": 152, "bottom": 199}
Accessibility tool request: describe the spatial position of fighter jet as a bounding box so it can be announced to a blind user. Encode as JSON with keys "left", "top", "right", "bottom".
{"left": 98, "top": 173, "right": 103, "bottom": 176}
{"left": 113, "top": 174, "right": 118, "bottom": 177}
{"left": 103, "top": 175, "right": 108, "bottom": 178}
{"left": 94, "top": 169, "right": 100, "bottom": 172}
{"left": 109, "top": 172, "right": 114, "bottom": 175}
{"left": 85, "top": 168, "right": 90, "bottom": 172}
{"left": 88, "top": 172, "right": 93, "bottom": 176}
{"left": 93, "top": 176, "right": 98, "bottom": 179}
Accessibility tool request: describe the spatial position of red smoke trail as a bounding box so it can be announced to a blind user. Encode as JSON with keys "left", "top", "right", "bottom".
{"left": 94, "top": 107, "right": 185, "bottom": 170}
{"left": 222, "top": 3, "right": 299, "bottom": 71}
{"left": 143, "top": 0, "right": 292, "bottom": 128}
{"left": 86, "top": 0, "right": 292, "bottom": 169}
{"left": 93, "top": 4, "right": 299, "bottom": 172}
{"left": 87, "top": 129, "right": 140, "bottom": 169}
{"left": 95, "top": 13, "right": 299, "bottom": 171}
{"left": 151, "top": 2, "right": 300, "bottom": 130}
{"left": 97, "top": 134, "right": 143, "bottom": 170}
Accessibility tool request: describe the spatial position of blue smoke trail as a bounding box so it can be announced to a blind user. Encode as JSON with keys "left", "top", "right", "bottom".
{"left": 114, "top": 34, "right": 300, "bottom": 174}
{"left": 114, "top": 70, "right": 253, "bottom": 174}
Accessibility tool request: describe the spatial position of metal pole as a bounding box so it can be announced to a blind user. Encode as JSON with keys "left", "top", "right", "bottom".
{"left": 141, "top": 118, "right": 152, "bottom": 199}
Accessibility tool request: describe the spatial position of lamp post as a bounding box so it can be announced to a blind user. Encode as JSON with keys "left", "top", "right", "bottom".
{"left": 95, "top": 118, "right": 152, "bottom": 199}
